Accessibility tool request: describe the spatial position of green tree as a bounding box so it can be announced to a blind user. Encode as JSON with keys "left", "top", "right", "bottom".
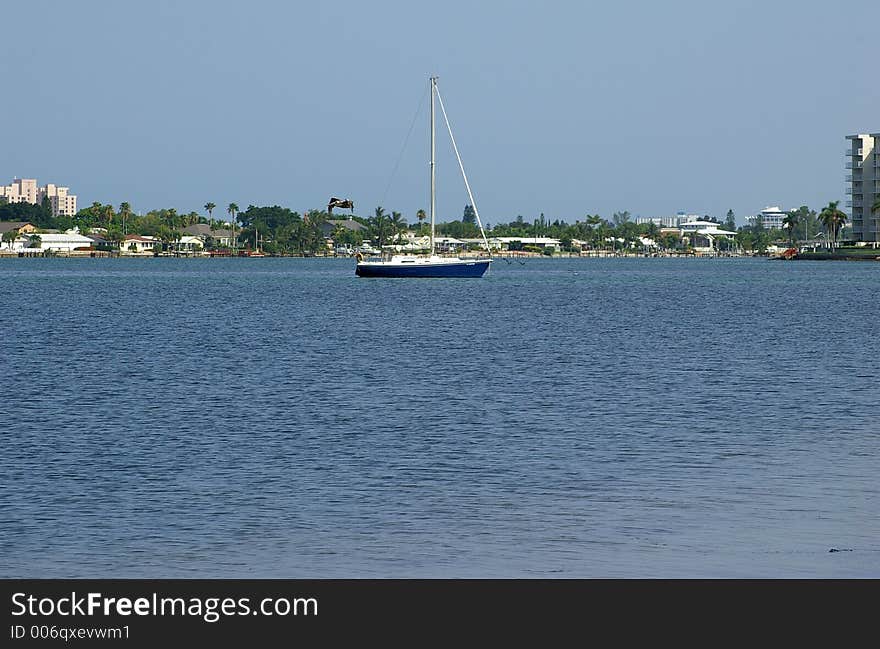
{"left": 74, "top": 201, "right": 105, "bottom": 229}
{"left": 2, "top": 229, "right": 18, "bottom": 250}
{"left": 0, "top": 201, "right": 51, "bottom": 227}
{"left": 205, "top": 202, "right": 216, "bottom": 221}
{"left": 295, "top": 212, "right": 326, "bottom": 255}
{"left": 462, "top": 204, "right": 476, "bottom": 224}
{"left": 659, "top": 232, "right": 681, "bottom": 250}
{"left": 724, "top": 210, "right": 736, "bottom": 232}
{"left": 368, "top": 206, "right": 391, "bottom": 249}
{"left": 438, "top": 220, "right": 480, "bottom": 239}
{"left": 621, "top": 220, "right": 640, "bottom": 240}
{"left": 106, "top": 226, "right": 124, "bottom": 250}
{"left": 612, "top": 210, "right": 631, "bottom": 226}
{"left": 583, "top": 215, "right": 603, "bottom": 249}
{"left": 40, "top": 195, "right": 52, "bottom": 222}
{"left": 782, "top": 210, "right": 801, "bottom": 246}
{"left": 390, "top": 211, "right": 407, "bottom": 243}
{"left": 333, "top": 225, "right": 363, "bottom": 248}
{"left": 118, "top": 202, "right": 132, "bottom": 235}
{"left": 165, "top": 208, "right": 178, "bottom": 231}
{"left": 818, "top": 201, "right": 847, "bottom": 249}
{"left": 228, "top": 203, "right": 239, "bottom": 252}
{"left": 789, "top": 205, "right": 817, "bottom": 241}
{"left": 416, "top": 209, "right": 427, "bottom": 234}
{"left": 102, "top": 203, "right": 116, "bottom": 228}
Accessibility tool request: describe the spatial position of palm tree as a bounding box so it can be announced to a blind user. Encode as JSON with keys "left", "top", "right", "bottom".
{"left": 368, "top": 206, "right": 390, "bottom": 250}
{"left": 118, "top": 202, "right": 132, "bottom": 236}
{"left": 782, "top": 210, "right": 801, "bottom": 247}
{"left": 165, "top": 208, "right": 179, "bottom": 232}
{"left": 818, "top": 201, "right": 847, "bottom": 249}
{"left": 155, "top": 226, "right": 173, "bottom": 254}
{"left": 2, "top": 229, "right": 18, "bottom": 250}
{"left": 416, "top": 209, "right": 427, "bottom": 234}
{"left": 205, "top": 202, "right": 216, "bottom": 222}
{"left": 106, "top": 229, "right": 124, "bottom": 252}
{"left": 390, "top": 211, "right": 407, "bottom": 244}
{"left": 228, "top": 203, "right": 239, "bottom": 252}
{"left": 584, "top": 215, "right": 603, "bottom": 250}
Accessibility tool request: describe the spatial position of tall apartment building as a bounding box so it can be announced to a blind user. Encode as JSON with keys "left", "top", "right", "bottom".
{"left": 0, "top": 177, "right": 77, "bottom": 217}
{"left": 846, "top": 134, "right": 879, "bottom": 243}
{"left": 41, "top": 184, "right": 77, "bottom": 217}
{"left": 0, "top": 178, "right": 38, "bottom": 205}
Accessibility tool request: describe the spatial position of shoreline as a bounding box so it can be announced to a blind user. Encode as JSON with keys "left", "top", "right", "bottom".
{"left": 0, "top": 252, "right": 766, "bottom": 260}
{"left": 3, "top": 250, "right": 877, "bottom": 261}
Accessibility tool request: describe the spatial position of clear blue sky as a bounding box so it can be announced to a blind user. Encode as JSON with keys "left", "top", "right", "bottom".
{"left": 3, "top": 0, "right": 877, "bottom": 225}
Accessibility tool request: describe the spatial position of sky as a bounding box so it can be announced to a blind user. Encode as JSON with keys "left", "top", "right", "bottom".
{"left": 2, "top": 0, "right": 877, "bottom": 225}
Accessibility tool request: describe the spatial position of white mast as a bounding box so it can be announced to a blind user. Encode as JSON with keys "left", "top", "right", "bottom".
{"left": 430, "top": 76, "right": 436, "bottom": 256}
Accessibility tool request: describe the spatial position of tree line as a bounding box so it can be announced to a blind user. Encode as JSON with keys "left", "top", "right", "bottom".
{"left": 2, "top": 197, "right": 877, "bottom": 254}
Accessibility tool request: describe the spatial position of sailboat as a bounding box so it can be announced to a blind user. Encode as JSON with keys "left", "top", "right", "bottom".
{"left": 355, "top": 77, "right": 492, "bottom": 278}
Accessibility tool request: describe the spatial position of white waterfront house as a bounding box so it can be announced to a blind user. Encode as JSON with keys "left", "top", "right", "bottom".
{"left": 399, "top": 235, "right": 468, "bottom": 252}
{"left": 678, "top": 220, "right": 737, "bottom": 251}
{"left": 122, "top": 234, "right": 159, "bottom": 255}
{"left": 491, "top": 236, "right": 561, "bottom": 252}
{"left": 11, "top": 230, "right": 94, "bottom": 252}
{"left": 177, "top": 235, "right": 204, "bottom": 254}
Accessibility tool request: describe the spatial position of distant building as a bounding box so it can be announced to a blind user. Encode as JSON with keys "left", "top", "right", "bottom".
{"left": 41, "top": 184, "right": 77, "bottom": 217}
{"left": 0, "top": 177, "right": 77, "bottom": 217}
{"left": 635, "top": 217, "right": 663, "bottom": 226}
{"left": 636, "top": 212, "right": 702, "bottom": 228}
{"left": 320, "top": 219, "right": 367, "bottom": 239}
{"left": 0, "top": 178, "right": 38, "bottom": 205}
{"left": 746, "top": 206, "right": 786, "bottom": 230}
{"left": 846, "top": 133, "right": 879, "bottom": 242}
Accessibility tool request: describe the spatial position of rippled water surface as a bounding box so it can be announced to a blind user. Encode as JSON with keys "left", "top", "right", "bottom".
{"left": 2, "top": 257, "right": 878, "bottom": 577}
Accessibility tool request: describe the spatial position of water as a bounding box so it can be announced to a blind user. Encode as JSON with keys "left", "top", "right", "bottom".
{"left": 1, "top": 257, "right": 878, "bottom": 577}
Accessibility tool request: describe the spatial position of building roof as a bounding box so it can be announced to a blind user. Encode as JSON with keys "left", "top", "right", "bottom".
{"left": 679, "top": 220, "right": 725, "bottom": 229}
{"left": 29, "top": 233, "right": 94, "bottom": 244}
{"left": 182, "top": 223, "right": 233, "bottom": 237}
{"left": 331, "top": 218, "right": 366, "bottom": 231}
{"left": 491, "top": 236, "right": 561, "bottom": 245}
{"left": 0, "top": 221, "right": 33, "bottom": 234}
{"left": 690, "top": 226, "right": 737, "bottom": 236}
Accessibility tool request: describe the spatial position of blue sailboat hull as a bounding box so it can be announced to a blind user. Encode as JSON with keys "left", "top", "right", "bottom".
{"left": 356, "top": 259, "right": 491, "bottom": 278}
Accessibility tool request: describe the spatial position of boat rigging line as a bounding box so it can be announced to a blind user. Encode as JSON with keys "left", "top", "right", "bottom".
{"left": 380, "top": 85, "right": 429, "bottom": 209}
{"left": 434, "top": 82, "right": 491, "bottom": 256}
